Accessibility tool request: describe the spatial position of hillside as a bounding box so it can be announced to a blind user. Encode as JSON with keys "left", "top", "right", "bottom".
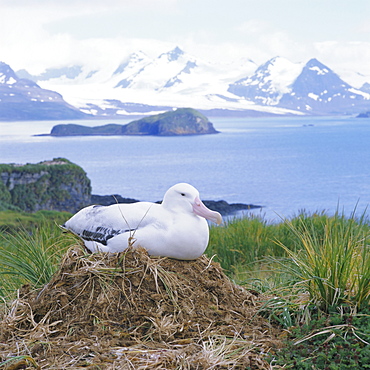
{"left": 48, "top": 108, "right": 219, "bottom": 136}
{"left": 0, "top": 159, "right": 91, "bottom": 213}
{"left": 121, "top": 108, "right": 218, "bottom": 135}
{"left": 0, "top": 62, "right": 88, "bottom": 120}
{"left": 228, "top": 57, "right": 370, "bottom": 115}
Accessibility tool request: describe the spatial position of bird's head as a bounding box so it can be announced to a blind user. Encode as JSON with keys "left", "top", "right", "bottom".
{"left": 163, "top": 183, "right": 222, "bottom": 225}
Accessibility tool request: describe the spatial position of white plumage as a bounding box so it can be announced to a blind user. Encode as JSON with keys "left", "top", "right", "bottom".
{"left": 63, "top": 183, "right": 222, "bottom": 260}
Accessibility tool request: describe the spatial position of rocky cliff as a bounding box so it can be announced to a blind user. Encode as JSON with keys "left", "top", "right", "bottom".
{"left": 0, "top": 159, "right": 91, "bottom": 213}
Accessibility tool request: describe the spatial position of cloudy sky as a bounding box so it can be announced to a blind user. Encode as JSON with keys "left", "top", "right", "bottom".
{"left": 1, "top": 0, "right": 370, "bottom": 85}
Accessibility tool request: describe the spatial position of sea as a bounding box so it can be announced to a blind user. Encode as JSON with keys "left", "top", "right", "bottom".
{"left": 1, "top": 116, "right": 369, "bottom": 222}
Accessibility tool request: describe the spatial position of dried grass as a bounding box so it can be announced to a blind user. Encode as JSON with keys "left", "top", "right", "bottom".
{"left": 0, "top": 244, "right": 283, "bottom": 369}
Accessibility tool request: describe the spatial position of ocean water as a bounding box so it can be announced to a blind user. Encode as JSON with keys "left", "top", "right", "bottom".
{"left": 1, "top": 116, "right": 369, "bottom": 222}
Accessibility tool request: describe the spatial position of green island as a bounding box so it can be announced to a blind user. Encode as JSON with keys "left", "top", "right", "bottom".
{"left": 0, "top": 160, "right": 369, "bottom": 368}
{"left": 46, "top": 108, "right": 219, "bottom": 136}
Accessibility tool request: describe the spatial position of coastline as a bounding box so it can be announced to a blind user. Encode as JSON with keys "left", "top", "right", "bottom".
{"left": 91, "top": 194, "right": 262, "bottom": 216}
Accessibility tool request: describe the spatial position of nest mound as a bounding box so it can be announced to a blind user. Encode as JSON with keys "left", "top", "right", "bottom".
{"left": 0, "top": 246, "right": 282, "bottom": 369}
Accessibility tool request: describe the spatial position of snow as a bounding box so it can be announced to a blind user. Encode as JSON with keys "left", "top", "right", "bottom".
{"left": 6, "top": 77, "right": 16, "bottom": 85}
{"left": 38, "top": 47, "right": 283, "bottom": 115}
{"left": 0, "top": 74, "right": 17, "bottom": 84}
{"left": 336, "top": 69, "right": 370, "bottom": 88}
{"left": 232, "top": 57, "right": 304, "bottom": 105}
{"left": 309, "top": 66, "right": 329, "bottom": 75}
{"left": 258, "top": 57, "right": 304, "bottom": 95}
{"left": 308, "top": 93, "right": 319, "bottom": 100}
{"left": 348, "top": 88, "right": 370, "bottom": 99}
{"left": 21, "top": 47, "right": 365, "bottom": 116}
{"left": 81, "top": 108, "right": 98, "bottom": 115}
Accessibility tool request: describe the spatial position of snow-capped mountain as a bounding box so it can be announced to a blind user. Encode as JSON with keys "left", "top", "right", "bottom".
{"left": 8, "top": 46, "right": 370, "bottom": 119}
{"left": 113, "top": 47, "right": 198, "bottom": 90}
{"left": 228, "top": 57, "right": 304, "bottom": 105}
{"left": 0, "top": 62, "right": 86, "bottom": 120}
{"left": 229, "top": 57, "right": 370, "bottom": 114}
{"left": 29, "top": 47, "right": 292, "bottom": 117}
{"left": 360, "top": 82, "right": 370, "bottom": 94}
{"left": 113, "top": 51, "right": 153, "bottom": 88}
{"left": 279, "top": 59, "right": 370, "bottom": 114}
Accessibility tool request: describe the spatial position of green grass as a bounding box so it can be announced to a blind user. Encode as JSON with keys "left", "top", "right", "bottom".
{"left": 0, "top": 212, "right": 74, "bottom": 299}
{"left": 276, "top": 211, "right": 370, "bottom": 311}
{"left": 208, "top": 210, "right": 370, "bottom": 369}
{"left": 208, "top": 214, "right": 285, "bottom": 275}
{"left": 208, "top": 211, "right": 370, "bottom": 310}
{"left": 0, "top": 209, "right": 72, "bottom": 233}
{"left": 0, "top": 208, "right": 369, "bottom": 368}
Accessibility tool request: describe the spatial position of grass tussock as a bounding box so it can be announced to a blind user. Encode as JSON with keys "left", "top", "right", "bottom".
{"left": 208, "top": 211, "right": 370, "bottom": 311}
{"left": 276, "top": 211, "right": 370, "bottom": 311}
{"left": 0, "top": 221, "right": 74, "bottom": 300}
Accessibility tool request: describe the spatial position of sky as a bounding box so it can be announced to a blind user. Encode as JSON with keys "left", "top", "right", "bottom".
{"left": 1, "top": 0, "right": 370, "bottom": 85}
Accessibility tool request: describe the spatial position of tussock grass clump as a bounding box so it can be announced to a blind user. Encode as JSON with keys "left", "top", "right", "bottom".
{"left": 276, "top": 211, "right": 370, "bottom": 311}
{"left": 208, "top": 215, "right": 283, "bottom": 274}
{"left": 0, "top": 245, "right": 282, "bottom": 369}
{"left": 0, "top": 221, "right": 73, "bottom": 300}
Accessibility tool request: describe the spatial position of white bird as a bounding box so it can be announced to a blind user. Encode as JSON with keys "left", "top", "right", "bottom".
{"left": 63, "top": 183, "right": 222, "bottom": 260}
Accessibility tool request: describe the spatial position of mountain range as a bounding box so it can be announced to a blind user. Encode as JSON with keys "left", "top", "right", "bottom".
{"left": 228, "top": 57, "right": 370, "bottom": 115}
{"left": 1, "top": 46, "right": 370, "bottom": 120}
{"left": 0, "top": 62, "right": 86, "bottom": 120}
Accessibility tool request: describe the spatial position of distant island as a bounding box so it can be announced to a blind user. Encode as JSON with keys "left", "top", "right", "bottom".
{"left": 357, "top": 111, "right": 370, "bottom": 118}
{"left": 91, "top": 194, "right": 261, "bottom": 216}
{"left": 43, "top": 108, "right": 219, "bottom": 136}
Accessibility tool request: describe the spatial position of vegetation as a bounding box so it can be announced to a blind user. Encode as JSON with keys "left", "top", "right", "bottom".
{"left": 0, "top": 209, "right": 369, "bottom": 368}
{"left": 49, "top": 108, "right": 218, "bottom": 136}
{"left": 125, "top": 107, "right": 218, "bottom": 135}
{"left": 208, "top": 210, "right": 370, "bottom": 369}
{"left": 0, "top": 158, "right": 91, "bottom": 212}
{"left": 271, "top": 308, "right": 370, "bottom": 369}
{"left": 0, "top": 209, "right": 71, "bottom": 233}
{"left": 50, "top": 123, "right": 125, "bottom": 136}
{"left": 0, "top": 212, "right": 73, "bottom": 300}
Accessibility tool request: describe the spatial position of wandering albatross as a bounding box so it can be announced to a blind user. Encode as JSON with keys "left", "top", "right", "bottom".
{"left": 63, "top": 183, "right": 222, "bottom": 260}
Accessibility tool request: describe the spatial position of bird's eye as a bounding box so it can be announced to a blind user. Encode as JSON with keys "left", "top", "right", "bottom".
{"left": 180, "top": 193, "right": 186, "bottom": 196}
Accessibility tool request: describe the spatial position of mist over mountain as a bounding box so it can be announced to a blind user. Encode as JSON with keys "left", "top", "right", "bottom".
{"left": 1, "top": 46, "right": 369, "bottom": 120}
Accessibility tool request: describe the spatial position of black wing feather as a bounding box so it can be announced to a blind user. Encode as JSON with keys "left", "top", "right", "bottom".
{"left": 80, "top": 226, "right": 132, "bottom": 246}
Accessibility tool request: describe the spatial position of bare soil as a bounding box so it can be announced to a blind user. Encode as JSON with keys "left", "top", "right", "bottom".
{"left": 0, "top": 245, "right": 283, "bottom": 369}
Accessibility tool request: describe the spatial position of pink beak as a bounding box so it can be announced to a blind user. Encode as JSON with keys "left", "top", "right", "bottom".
{"left": 193, "top": 196, "right": 222, "bottom": 225}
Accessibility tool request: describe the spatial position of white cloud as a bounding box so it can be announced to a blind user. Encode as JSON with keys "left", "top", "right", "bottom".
{"left": 313, "top": 41, "right": 370, "bottom": 85}
{"left": 236, "top": 19, "right": 273, "bottom": 35}
{"left": 0, "top": 0, "right": 369, "bottom": 86}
